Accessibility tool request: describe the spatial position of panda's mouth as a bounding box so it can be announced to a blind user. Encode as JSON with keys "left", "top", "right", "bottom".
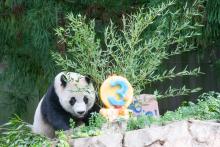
{"left": 75, "top": 111, "right": 86, "bottom": 118}
{"left": 71, "top": 113, "right": 85, "bottom": 118}
{"left": 77, "top": 115, "right": 85, "bottom": 118}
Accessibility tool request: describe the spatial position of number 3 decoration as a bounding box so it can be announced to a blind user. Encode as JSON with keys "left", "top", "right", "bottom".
{"left": 108, "top": 80, "right": 128, "bottom": 106}
{"left": 100, "top": 75, "right": 133, "bottom": 108}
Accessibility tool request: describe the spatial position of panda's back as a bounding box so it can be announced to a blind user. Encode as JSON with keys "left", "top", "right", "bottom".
{"left": 32, "top": 97, "right": 55, "bottom": 138}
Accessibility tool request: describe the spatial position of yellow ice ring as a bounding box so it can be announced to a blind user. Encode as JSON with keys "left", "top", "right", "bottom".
{"left": 100, "top": 75, "right": 133, "bottom": 108}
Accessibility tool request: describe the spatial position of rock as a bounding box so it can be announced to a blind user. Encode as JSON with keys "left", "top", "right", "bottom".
{"left": 68, "top": 120, "right": 220, "bottom": 147}
{"left": 101, "top": 120, "right": 127, "bottom": 134}
{"left": 124, "top": 120, "right": 220, "bottom": 147}
{"left": 70, "top": 133, "right": 123, "bottom": 147}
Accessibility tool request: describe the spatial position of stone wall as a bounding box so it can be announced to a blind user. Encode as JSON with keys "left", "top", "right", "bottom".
{"left": 65, "top": 120, "right": 220, "bottom": 147}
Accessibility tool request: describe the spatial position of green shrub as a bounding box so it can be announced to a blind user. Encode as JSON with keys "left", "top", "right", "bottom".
{"left": 53, "top": 0, "right": 202, "bottom": 97}
{"left": 88, "top": 112, "right": 107, "bottom": 128}
{"left": 0, "top": 115, "right": 51, "bottom": 147}
{"left": 0, "top": 113, "right": 106, "bottom": 146}
{"left": 126, "top": 91, "right": 220, "bottom": 131}
{"left": 162, "top": 91, "right": 220, "bottom": 122}
{"left": 127, "top": 115, "right": 156, "bottom": 131}
{"left": 71, "top": 112, "right": 107, "bottom": 138}
{"left": 56, "top": 131, "right": 70, "bottom": 147}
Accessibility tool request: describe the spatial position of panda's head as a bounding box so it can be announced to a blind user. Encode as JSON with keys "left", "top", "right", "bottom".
{"left": 54, "top": 72, "right": 96, "bottom": 118}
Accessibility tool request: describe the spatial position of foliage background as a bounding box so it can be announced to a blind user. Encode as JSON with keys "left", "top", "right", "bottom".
{"left": 53, "top": 1, "right": 203, "bottom": 99}
{"left": 0, "top": 0, "right": 220, "bottom": 124}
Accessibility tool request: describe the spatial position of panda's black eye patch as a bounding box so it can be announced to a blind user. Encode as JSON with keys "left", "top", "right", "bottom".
{"left": 83, "top": 96, "right": 89, "bottom": 104}
{"left": 69, "top": 97, "right": 76, "bottom": 105}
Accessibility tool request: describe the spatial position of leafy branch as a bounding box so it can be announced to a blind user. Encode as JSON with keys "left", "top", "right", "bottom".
{"left": 53, "top": 0, "right": 203, "bottom": 96}
{"left": 155, "top": 86, "right": 202, "bottom": 100}
{"left": 147, "top": 67, "right": 203, "bottom": 84}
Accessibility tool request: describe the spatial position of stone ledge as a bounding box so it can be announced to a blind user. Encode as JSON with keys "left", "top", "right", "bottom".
{"left": 70, "top": 133, "right": 123, "bottom": 147}
{"left": 67, "top": 120, "right": 220, "bottom": 147}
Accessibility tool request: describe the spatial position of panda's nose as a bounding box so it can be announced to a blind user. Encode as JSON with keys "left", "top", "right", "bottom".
{"left": 77, "top": 111, "right": 85, "bottom": 115}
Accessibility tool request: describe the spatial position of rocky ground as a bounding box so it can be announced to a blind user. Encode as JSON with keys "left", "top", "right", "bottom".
{"left": 62, "top": 120, "right": 220, "bottom": 147}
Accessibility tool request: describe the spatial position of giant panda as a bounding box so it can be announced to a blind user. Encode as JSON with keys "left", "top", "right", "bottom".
{"left": 32, "top": 72, "right": 100, "bottom": 138}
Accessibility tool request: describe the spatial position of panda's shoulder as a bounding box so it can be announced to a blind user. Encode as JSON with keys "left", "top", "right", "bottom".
{"left": 41, "top": 84, "right": 65, "bottom": 116}
{"left": 41, "top": 85, "right": 57, "bottom": 107}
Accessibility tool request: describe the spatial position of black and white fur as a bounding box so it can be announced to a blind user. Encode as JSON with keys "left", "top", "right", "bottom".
{"left": 32, "top": 72, "right": 100, "bottom": 138}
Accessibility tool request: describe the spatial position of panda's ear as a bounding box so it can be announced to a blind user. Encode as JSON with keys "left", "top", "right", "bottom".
{"left": 60, "top": 74, "right": 67, "bottom": 87}
{"left": 85, "top": 75, "right": 92, "bottom": 84}
{"left": 95, "top": 93, "right": 99, "bottom": 100}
